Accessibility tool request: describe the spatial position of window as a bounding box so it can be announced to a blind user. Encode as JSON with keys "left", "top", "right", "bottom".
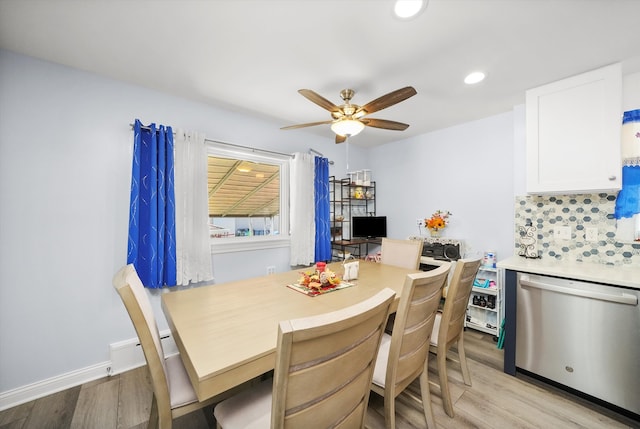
{"left": 206, "top": 143, "right": 290, "bottom": 253}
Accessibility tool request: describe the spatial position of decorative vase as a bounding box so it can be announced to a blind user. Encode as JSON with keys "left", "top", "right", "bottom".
{"left": 429, "top": 229, "right": 440, "bottom": 237}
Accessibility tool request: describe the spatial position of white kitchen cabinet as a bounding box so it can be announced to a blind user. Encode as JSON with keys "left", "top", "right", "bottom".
{"left": 526, "top": 63, "right": 622, "bottom": 194}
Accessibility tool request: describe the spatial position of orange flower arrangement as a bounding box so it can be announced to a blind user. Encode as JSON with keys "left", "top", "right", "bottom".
{"left": 425, "top": 210, "right": 452, "bottom": 232}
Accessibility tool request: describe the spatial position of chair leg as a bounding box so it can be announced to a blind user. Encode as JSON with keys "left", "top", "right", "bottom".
{"left": 384, "top": 389, "right": 397, "bottom": 429}
{"left": 437, "top": 344, "right": 455, "bottom": 417}
{"left": 458, "top": 333, "right": 472, "bottom": 386}
{"left": 419, "top": 359, "right": 436, "bottom": 429}
{"left": 147, "top": 394, "right": 159, "bottom": 429}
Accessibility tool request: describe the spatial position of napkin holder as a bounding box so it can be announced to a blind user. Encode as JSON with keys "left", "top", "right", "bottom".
{"left": 342, "top": 256, "right": 359, "bottom": 281}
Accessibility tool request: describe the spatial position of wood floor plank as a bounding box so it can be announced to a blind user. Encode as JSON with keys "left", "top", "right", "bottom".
{"left": 427, "top": 399, "right": 485, "bottom": 429}
{"left": 462, "top": 331, "right": 503, "bottom": 369}
{"left": 0, "top": 418, "right": 26, "bottom": 429}
{"left": 364, "top": 393, "right": 387, "bottom": 429}
{"left": 459, "top": 361, "right": 562, "bottom": 428}
{"left": 0, "top": 400, "right": 33, "bottom": 427}
{"left": 466, "top": 359, "right": 630, "bottom": 429}
{"left": 391, "top": 394, "right": 431, "bottom": 428}
{"left": 117, "top": 366, "right": 152, "bottom": 429}
{"left": 456, "top": 388, "right": 562, "bottom": 429}
{"left": 69, "top": 378, "right": 119, "bottom": 429}
{"left": 172, "top": 409, "right": 211, "bottom": 429}
{"left": 22, "top": 386, "right": 80, "bottom": 429}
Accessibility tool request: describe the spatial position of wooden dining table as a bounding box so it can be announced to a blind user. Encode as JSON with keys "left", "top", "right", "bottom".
{"left": 161, "top": 260, "right": 421, "bottom": 401}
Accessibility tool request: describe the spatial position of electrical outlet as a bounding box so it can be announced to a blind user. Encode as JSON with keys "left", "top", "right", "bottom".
{"left": 585, "top": 227, "right": 598, "bottom": 242}
{"left": 266, "top": 266, "right": 276, "bottom": 275}
{"left": 416, "top": 218, "right": 423, "bottom": 227}
{"left": 554, "top": 226, "right": 571, "bottom": 240}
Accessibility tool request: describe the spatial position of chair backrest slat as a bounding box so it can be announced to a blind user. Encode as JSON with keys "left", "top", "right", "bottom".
{"left": 439, "top": 258, "right": 482, "bottom": 347}
{"left": 387, "top": 263, "right": 451, "bottom": 394}
{"left": 271, "top": 288, "right": 396, "bottom": 428}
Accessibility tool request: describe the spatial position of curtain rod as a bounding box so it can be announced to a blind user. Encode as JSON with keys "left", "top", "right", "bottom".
{"left": 309, "top": 148, "right": 335, "bottom": 165}
{"left": 131, "top": 124, "right": 336, "bottom": 164}
{"left": 204, "top": 138, "right": 294, "bottom": 159}
{"left": 130, "top": 123, "right": 293, "bottom": 159}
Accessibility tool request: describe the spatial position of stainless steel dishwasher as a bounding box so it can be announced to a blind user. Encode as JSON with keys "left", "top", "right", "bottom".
{"left": 516, "top": 273, "right": 640, "bottom": 415}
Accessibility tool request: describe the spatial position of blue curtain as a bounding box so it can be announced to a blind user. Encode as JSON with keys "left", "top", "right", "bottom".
{"left": 615, "top": 109, "right": 640, "bottom": 219}
{"left": 314, "top": 157, "right": 331, "bottom": 262}
{"left": 127, "top": 119, "right": 177, "bottom": 288}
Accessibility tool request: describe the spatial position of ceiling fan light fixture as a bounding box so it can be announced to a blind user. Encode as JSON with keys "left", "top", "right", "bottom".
{"left": 331, "top": 119, "right": 365, "bottom": 137}
{"left": 282, "top": 86, "right": 416, "bottom": 143}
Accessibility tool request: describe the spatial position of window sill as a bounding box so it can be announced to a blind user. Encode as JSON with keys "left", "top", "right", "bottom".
{"left": 210, "top": 235, "right": 291, "bottom": 254}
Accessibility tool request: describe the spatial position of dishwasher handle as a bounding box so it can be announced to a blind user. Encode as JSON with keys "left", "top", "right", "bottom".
{"left": 519, "top": 274, "right": 638, "bottom": 305}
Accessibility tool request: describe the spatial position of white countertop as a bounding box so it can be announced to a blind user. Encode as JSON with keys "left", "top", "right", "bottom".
{"left": 497, "top": 256, "right": 640, "bottom": 290}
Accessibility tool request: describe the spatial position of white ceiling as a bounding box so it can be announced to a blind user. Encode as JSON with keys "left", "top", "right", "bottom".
{"left": 1, "top": 0, "right": 639, "bottom": 148}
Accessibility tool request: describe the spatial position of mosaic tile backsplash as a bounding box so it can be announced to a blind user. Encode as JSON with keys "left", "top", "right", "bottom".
{"left": 514, "top": 193, "right": 640, "bottom": 266}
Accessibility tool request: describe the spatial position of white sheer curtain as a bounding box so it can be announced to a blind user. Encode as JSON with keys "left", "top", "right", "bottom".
{"left": 289, "top": 152, "right": 315, "bottom": 266}
{"left": 174, "top": 129, "right": 214, "bottom": 285}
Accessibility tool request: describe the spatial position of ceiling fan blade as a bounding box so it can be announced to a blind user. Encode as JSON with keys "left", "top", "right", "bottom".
{"left": 361, "top": 118, "right": 410, "bottom": 131}
{"left": 298, "top": 89, "right": 340, "bottom": 113}
{"left": 356, "top": 86, "right": 417, "bottom": 116}
{"left": 335, "top": 134, "right": 347, "bottom": 144}
{"left": 281, "top": 120, "right": 333, "bottom": 130}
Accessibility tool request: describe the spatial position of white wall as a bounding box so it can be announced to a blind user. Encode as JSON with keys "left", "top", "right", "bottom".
{"left": 0, "top": 49, "right": 363, "bottom": 395}
{"left": 623, "top": 72, "right": 640, "bottom": 110}
{"left": 369, "top": 111, "right": 517, "bottom": 261}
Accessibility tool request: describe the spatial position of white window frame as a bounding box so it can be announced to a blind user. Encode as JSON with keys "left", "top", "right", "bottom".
{"left": 207, "top": 142, "right": 290, "bottom": 254}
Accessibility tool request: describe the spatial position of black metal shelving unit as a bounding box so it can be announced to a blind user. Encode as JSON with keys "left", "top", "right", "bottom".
{"left": 329, "top": 176, "right": 377, "bottom": 259}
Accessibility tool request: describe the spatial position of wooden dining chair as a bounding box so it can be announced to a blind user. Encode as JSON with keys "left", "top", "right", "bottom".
{"left": 213, "top": 288, "right": 396, "bottom": 429}
{"left": 380, "top": 237, "right": 424, "bottom": 270}
{"left": 429, "top": 257, "right": 482, "bottom": 417}
{"left": 370, "top": 263, "right": 451, "bottom": 429}
{"left": 380, "top": 237, "right": 424, "bottom": 333}
{"left": 113, "top": 264, "right": 242, "bottom": 429}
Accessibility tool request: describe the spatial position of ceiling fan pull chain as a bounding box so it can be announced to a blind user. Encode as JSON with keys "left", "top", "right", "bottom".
{"left": 346, "top": 140, "right": 350, "bottom": 172}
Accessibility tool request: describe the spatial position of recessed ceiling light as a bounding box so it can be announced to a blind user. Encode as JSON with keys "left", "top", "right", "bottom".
{"left": 464, "top": 71, "right": 486, "bottom": 85}
{"left": 394, "top": 0, "right": 426, "bottom": 19}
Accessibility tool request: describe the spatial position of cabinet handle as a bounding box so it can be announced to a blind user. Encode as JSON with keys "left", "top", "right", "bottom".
{"left": 519, "top": 275, "right": 638, "bottom": 305}
{"left": 608, "top": 175, "right": 616, "bottom": 181}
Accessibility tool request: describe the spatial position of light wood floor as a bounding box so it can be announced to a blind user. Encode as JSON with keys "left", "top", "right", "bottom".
{"left": 1, "top": 331, "right": 638, "bottom": 429}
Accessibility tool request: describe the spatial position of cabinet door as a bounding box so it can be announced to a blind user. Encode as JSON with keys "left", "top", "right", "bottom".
{"left": 526, "top": 63, "right": 622, "bottom": 194}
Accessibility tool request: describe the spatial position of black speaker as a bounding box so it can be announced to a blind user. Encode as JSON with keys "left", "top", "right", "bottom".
{"left": 421, "top": 240, "right": 461, "bottom": 261}
{"left": 443, "top": 244, "right": 461, "bottom": 261}
{"left": 422, "top": 242, "right": 444, "bottom": 259}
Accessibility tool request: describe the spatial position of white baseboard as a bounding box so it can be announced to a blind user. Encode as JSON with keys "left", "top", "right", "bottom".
{"left": 109, "top": 329, "right": 178, "bottom": 375}
{"left": 0, "top": 361, "right": 110, "bottom": 412}
{"left": 0, "top": 330, "right": 178, "bottom": 412}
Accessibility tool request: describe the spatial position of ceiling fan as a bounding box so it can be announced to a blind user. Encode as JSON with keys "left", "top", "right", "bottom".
{"left": 281, "top": 86, "right": 417, "bottom": 143}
